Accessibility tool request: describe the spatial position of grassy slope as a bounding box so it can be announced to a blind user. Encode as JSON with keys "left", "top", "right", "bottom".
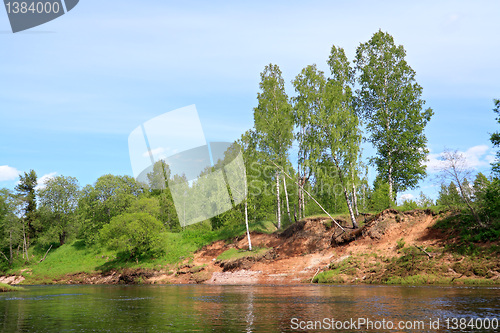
{"left": 4, "top": 220, "right": 277, "bottom": 284}
{"left": 0, "top": 282, "right": 24, "bottom": 292}
{"left": 216, "top": 247, "right": 270, "bottom": 261}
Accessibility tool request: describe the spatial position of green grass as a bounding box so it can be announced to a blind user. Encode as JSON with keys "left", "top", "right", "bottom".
{"left": 434, "top": 212, "right": 500, "bottom": 244}
{"left": 249, "top": 220, "right": 277, "bottom": 233}
{"left": 385, "top": 274, "right": 452, "bottom": 285}
{"left": 3, "top": 218, "right": 278, "bottom": 284}
{"left": 0, "top": 282, "right": 24, "bottom": 292}
{"left": 10, "top": 240, "right": 117, "bottom": 284}
{"left": 216, "top": 247, "right": 270, "bottom": 261}
{"left": 313, "top": 270, "right": 345, "bottom": 284}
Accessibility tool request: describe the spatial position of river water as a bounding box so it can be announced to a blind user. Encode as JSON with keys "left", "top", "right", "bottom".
{"left": 0, "top": 284, "right": 498, "bottom": 332}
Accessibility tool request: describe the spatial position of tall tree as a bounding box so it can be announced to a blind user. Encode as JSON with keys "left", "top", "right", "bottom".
{"left": 146, "top": 161, "right": 180, "bottom": 231}
{"left": 253, "top": 64, "right": 294, "bottom": 229}
{"left": 355, "top": 30, "right": 433, "bottom": 203}
{"left": 15, "top": 170, "right": 38, "bottom": 252}
{"left": 38, "top": 175, "right": 81, "bottom": 245}
{"left": 292, "top": 64, "right": 323, "bottom": 219}
{"left": 323, "top": 45, "right": 362, "bottom": 228}
{"left": 491, "top": 99, "right": 500, "bottom": 175}
{"left": 292, "top": 47, "right": 362, "bottom": 228}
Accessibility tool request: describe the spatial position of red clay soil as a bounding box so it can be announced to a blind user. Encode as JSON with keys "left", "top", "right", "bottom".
{"left": 145, "top": 209, "right": 449, "bottom": 285}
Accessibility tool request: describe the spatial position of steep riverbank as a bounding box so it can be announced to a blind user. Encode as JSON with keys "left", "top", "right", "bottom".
{"left": 1, "top": 209, "right": 499, "bottom": 286}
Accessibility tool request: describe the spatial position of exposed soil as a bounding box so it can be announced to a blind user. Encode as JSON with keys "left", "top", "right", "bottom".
{"left": 3, "top": 209, "right": 498, "bottom": 286}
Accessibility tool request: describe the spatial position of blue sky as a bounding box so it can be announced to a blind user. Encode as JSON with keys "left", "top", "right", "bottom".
{"left": 1, "top": 0, "right": 499, "bottom": 202}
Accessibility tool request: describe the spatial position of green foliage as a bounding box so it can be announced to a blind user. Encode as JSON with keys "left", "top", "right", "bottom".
{"left": 99, "top": 212, "right": 165, "bottom": 258}
{"left": 210, "top": 205, "right": 242, "bottom": 230}
{"left": 369, "top": 178, "right": 394, "bottom": 211}
{"left": 127, "top": 197, "right": 160, "bottom": 218}
{"left": 292, "top": 46, "right": 361, "bottom": 226}
{"left": 434, "top": 213, "right": 500, "bottom": 243}
{"left": 15, "top": 170, "right": 38, "bottom": 243}
{"left": 79, "top": 174, "right": 144, "bottom": 244}
{"left": 254, "top": 63, "right": 294, "bottom": 228}
{"left": 417, "top": 191, "right": 434, "bottom": 209}
{"left": 253, "top": 63, "right": 294, "bottom": 165}
{"left": 437, "top": 182, "right": 462, "bottom": 210}
{"left": 145, "top": 162, "right": 180, "bottom": 231}
{"left": 482, "top": 179, "right": 500, "bottom": 220}
{"left": 400, "top": 199, "right": 418, "bottom": 211}
{"left": 38, "top": 175, "right": 81, "bottom": 245}
{"left": 0, "top": 189, "right": 22, "bottom": 268}
{"left": 157, "top": 192, "right": 180, "bottom": 231}
{"left": 355, "top": 30, "right": 433, "bottom": 201}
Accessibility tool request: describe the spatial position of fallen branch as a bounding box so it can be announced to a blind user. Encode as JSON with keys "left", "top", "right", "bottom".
{"left": 269, "top": 160, "right": 346, "bottom": 233}
{"left": 39, "top": 245, "right": 53, "bottom": 263}
{"left": 311, "top": 268, "right": 321, "bottom": 283}
{"left": 0, "top": 251, "right": 9, "bottom": 262}
{"left": 414, "top": 245, "right": 432, "bottom": 258}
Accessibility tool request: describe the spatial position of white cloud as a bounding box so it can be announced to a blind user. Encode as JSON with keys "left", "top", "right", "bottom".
{"left": 398, "top": 193, "right": 415, "bottom": 204}
{"left": 35, "top": 172, "right": 57, "bottom": 190}
{"left": 0, "top": 165, "right": 21, "bottom": 182}
{"left": 426, "top": 145, "right": 495, "bottom": 173}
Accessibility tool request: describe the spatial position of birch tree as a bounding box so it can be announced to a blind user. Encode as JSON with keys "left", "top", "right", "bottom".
{"left": 292, "top": 64, "right": 323, "bottom": 219}
{"left": 322, "top": 45, "right": 362, "bottom": 228}
{"left": 355, "top": 30, "right": 433, "bottom": 204}
{"left": 292, "top": 46, "right": 361, "bottom": 228}
{"left": 254, "top": 64, "right": 293, "bottom": 229}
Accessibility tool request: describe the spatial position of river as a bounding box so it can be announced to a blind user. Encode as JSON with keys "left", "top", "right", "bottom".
{"left": 0, "top": 284, "right": 498, "bottom": 332}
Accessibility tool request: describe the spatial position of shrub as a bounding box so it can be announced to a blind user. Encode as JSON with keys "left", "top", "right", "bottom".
{"left": 99, "top": 212, "right": 165, "bottom": 258}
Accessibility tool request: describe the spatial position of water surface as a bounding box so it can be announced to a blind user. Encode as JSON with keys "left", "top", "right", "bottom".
{"left": 0, "top": 284, "right": 498, "bottom": 332}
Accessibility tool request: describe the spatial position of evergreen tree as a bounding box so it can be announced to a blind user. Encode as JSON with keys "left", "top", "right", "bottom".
{"left": 15, "top": 170, "right": 38, "bottom": 249}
